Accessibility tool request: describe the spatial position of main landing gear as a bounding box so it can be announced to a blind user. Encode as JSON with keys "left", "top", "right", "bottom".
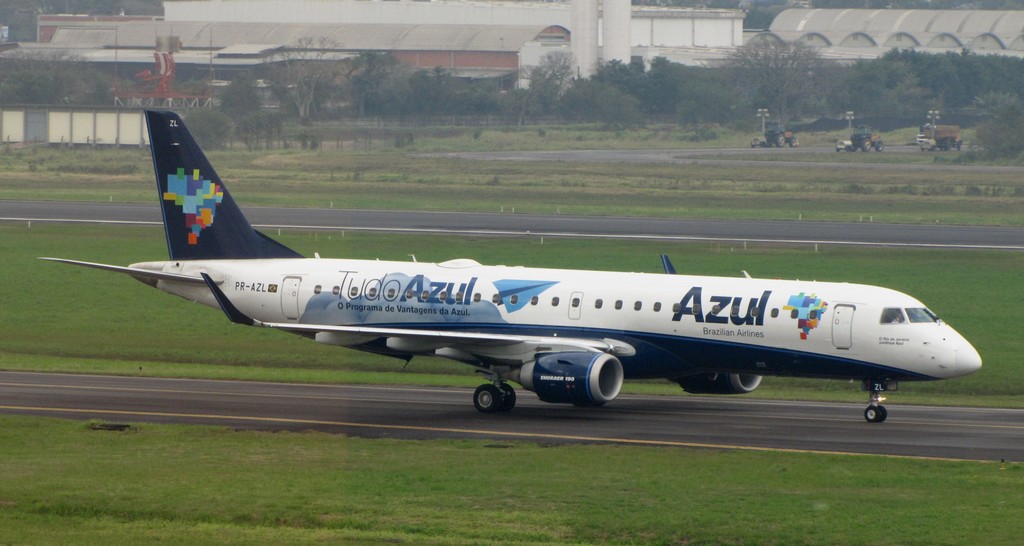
{"left": 863, "top": 380, "right": 894, "bottom": 423}
{"left": 473, "top": 382, "right": 516, "bottom": 413}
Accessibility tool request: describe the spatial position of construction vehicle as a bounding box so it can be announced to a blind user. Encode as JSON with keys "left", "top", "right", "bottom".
{"left": 917, "top": 124, "right": 962, "bottom": 151}
{"left": 752, "top": 121, "right": 798, "bottom": 148}
{"left": 836, "top": 125, "right": 883, "bottom": 152}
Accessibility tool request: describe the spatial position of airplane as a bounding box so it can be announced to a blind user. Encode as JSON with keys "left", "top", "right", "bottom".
{"left": 44, "top": 110, "right": 982, "bottom": 423}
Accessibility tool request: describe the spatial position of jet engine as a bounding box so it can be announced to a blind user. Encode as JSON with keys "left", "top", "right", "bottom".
{"left": 675, "top": 373, "right": 762, "bottom": 395}
{"left": 517, "top": 352, "right": 624, "bottom": 406}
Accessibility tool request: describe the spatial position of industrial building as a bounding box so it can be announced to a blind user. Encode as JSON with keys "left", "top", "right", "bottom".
{"left": 754, "top": 9, "right": 1024, "bottom": 60}
{"left": 20, "top": 0, "right": 743, "bottom": 90}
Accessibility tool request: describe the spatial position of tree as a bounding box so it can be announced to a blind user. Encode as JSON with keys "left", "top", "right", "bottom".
{"left": 265, "top": 37, "right": 348, "bottom": 122}
{"left": 833, "top": 58, "right": 928, "bottom": 119}
{"left": 675, "top": 66, "right": 747, "bottom": 125}
{"left": 725, "top": 40, "right": 830, "bottom": 122}
{"left": 183, "top": 109, "right": 232, "bottom": 150}
{"left": 559, "top": 79, "right": 641, "bottom": 128}
{"left": 975, "top": 99, "right": 1024, "bottom": 159}
{"left": 346, "top": 51, "right": 409, "bottom": 117}
{"left": 524, "top": 51, "right": 574, "bottom": 117}
{"left": 0, "top": 51, "right": 108, "bottom": 105}
{"left": 218, "top": 73, "right": 261, "bottom": 121}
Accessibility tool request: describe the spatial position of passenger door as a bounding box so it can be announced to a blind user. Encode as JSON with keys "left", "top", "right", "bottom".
{"left": 832, "top": 304, "right": 855, "bottom": 350}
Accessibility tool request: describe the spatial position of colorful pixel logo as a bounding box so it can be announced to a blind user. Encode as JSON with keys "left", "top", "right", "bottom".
{"left": 163, "top": 167, "right": 224, "bottom": 246}
{"left": 784, "top": 293, "right": 828, "bottom": 340}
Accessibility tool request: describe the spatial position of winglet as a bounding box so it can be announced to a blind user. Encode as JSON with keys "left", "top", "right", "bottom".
{"left": 201, "top": 273, "right": 255, "bottom": 326}
{"left": 660, "top": 254, "right": 677, "bottom": 275}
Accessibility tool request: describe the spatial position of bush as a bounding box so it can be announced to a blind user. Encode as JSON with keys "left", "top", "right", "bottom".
{"left": 183, "top": 110, "right": 233, "bottom": 150}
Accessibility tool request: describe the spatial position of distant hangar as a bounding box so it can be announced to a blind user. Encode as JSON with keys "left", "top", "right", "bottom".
{"left": 755, "top": 9, "right": 1024, "bottom": 59}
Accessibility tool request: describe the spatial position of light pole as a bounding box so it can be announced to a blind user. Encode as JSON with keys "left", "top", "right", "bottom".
{"left": 757, "top": 108, "right": 769, "bottom": 135}
{"left": 845, "top": 111, "right": 854, "bottom": 130}
{"left": 928, "top": 110, "right": 940, "bottom": 139}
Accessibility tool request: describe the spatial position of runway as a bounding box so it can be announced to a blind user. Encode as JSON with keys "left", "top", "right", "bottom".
{"left": 2, "top": 200, "right": 1022, "bottom": 250}
{"left": 2, "top": 371, "right": 1021, "bottom": 462}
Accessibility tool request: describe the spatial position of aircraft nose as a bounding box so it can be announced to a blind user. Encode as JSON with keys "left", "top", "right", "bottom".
{"left": 955, "top": 341, "right": 983, "bottom": 376}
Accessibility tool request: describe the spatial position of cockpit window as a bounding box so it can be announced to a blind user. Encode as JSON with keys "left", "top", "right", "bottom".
{"left": 880, "top": 308, "right": 906, "bottom": 324}
{"left": 905, "top": 308, "right": 940, "bottom": 323}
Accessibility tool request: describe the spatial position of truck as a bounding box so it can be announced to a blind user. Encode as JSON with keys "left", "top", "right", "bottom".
{"left": 836, "top": 125, "right": 883, "bottom": 152}
{"left": 917, "top": 124, "right": 962, "bottom": 151}
{"left": 751, "top": 122, "right": 798, "bottom": 148}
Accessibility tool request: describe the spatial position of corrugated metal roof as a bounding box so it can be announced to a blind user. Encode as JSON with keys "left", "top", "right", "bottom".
{"left": 47, "top": 21, "right": 551, "bottom": 52}
{"left": 771, "top": 9, "right": 1024, "bottom": 50}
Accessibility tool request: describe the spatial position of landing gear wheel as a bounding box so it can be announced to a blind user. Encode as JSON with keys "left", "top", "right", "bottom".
{"left": 864, "top": 405, "right": 888, "bottom": 423}
{"left": 862, "top": 379, "right": 893, "bottom": 423}
{"left": 473, "top": 384, "right": 503, "bottom": 413}
{"left": 498, "top": 383, "right": 516, "bottom": 411}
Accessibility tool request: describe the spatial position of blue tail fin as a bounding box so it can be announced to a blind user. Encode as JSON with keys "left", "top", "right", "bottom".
{"left": 145, "top": 110, "right": 302, "bottom": 260}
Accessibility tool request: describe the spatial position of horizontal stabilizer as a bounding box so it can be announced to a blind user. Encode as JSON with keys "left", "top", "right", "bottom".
{"left": 40, "top": 257, "right": 205, "bottom": 285}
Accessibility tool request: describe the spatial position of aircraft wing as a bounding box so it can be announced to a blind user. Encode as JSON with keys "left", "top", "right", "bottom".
{"left": 200, "top": 273, "right": 635, "bottom": 363}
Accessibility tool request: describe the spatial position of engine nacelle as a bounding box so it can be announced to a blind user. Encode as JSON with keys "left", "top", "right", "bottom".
{"left": 675, "top": 373, "right": 762, "bottom": 395}
{"left": 518, "top": 352, "right": 624, "bottom": 406}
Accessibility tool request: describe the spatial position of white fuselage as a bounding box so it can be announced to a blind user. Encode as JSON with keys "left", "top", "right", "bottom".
{"left": 134, "top": 257, "right": 982, "bottom": 382}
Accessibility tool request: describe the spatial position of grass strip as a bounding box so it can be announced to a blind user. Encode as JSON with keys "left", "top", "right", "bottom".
{"left": 0, "top": 414, "right": 1021, "bottom": 545}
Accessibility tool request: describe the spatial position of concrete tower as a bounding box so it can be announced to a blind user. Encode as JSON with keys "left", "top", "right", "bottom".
{"left": 602, "top": 0, "right": 631, "bottom": 65}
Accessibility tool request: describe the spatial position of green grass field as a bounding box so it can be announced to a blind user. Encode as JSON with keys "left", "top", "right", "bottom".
{"left": 0, "top": 415, "right": 1021, "bottom": 545}
{"left": 3, "top": 134, "right": 1022, "bottom": 226}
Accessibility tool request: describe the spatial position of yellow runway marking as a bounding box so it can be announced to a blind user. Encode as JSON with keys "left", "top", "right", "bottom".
{"left": 0, "top": 404, "right": 984, "bottom": 463}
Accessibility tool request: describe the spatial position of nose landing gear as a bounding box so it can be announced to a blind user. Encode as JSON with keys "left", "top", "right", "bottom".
{"left": 862, "top": 380, "right": 895, "bottom": 423}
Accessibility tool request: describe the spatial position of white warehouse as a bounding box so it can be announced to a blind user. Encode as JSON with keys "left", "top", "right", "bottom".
{"left": 164, "top": 0, "right": 745, "bottom": 76}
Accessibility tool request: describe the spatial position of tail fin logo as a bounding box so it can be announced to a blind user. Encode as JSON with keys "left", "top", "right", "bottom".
{"left": 163, "top": 167, "right": 224, "bottom": 246}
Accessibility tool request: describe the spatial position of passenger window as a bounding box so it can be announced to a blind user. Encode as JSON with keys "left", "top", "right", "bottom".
{"left": 551, "top": 297, "right": 560, "bottom": 307}
{"left": 571, "top": 297, "right": 580, "bottom": 308}
{"left": 880, "top": 308, "right": 906, "bottom": 324}
{"left": 420, "top": 290, "right": 429, "bottom": 301}
{"left": 530, "top": 296, "right": 539, "bottom": 306}
{"left": 455, "top": 292, "right": 464, "bottom": 304}
{"left": 653, "top": 302, "right": 661, "bottom": 312}
{"left": 314, "top": 285, "right": 322, "bottom": 295}
{"left": 367, "top": 287, "right": 378, "bottom": 298}
{"left": 771, "top": 308, "right": 779, "bottom": 318}
{"left": 492, "top": 294, "right": 500, "bottom": 304}
{"left": 595, "top": 299, "right": 603, "bottom": 309}
{"left": 350, "top": 286, "right": 360, "bottom": 298}
{"left": 387, "top": 288, "right": 396, "bottom": 299}
{"left": 615, "top": 300, "right": 623, "bottom": 310}
{"left": 473, "top": 293, "right": 481, "bottom": 303}
{"left": 332, "top": 286, "right": 341, "bottom": 296}
{"left": 672, "top": 303, "right": 681, "bottom": 313}
{"left": 406, "top": 289, "right": 415, "bottom": 300}
{"left": 438, "top": 291, "right": 448, "bottom": 301}
{"left": 510, "top": 295, "right": 519, "bottom": 305}
{"left": 634, "top": 301, "right": 642, "bottom": 311}
{"left": 693, "top": 303, "right": 702, "bottom": 315}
